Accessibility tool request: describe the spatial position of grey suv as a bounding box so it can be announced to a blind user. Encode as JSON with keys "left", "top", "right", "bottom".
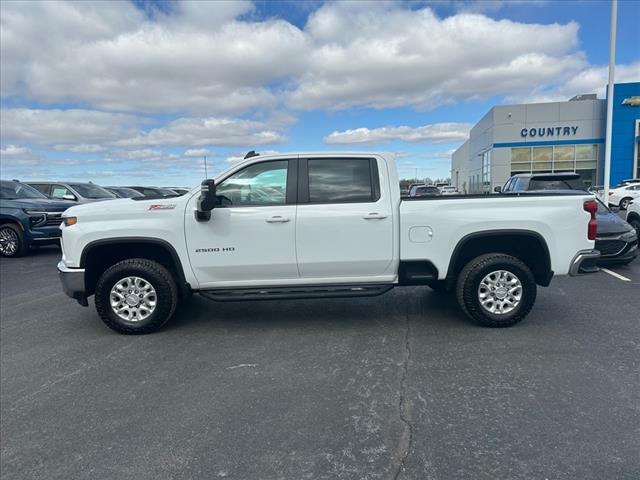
{"left": 27, "top": 182, "right": 116, "bottom": 203}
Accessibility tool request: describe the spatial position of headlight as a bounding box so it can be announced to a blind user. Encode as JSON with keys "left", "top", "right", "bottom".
{"left": 63, "top": 217, "right": 77, "bottom": 226}
{"left": 23, "top": 210, "right": 47, "bottom": 227}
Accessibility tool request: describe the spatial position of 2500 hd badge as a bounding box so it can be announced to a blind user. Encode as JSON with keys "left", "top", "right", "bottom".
{"left": 195, "top": 247, "right": 235, "bottom": 253}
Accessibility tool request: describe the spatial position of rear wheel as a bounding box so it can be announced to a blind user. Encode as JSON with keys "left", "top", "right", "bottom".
{"left": 95, "top": 258, "right": 178, "bottom": 334}
{"left": 456, "top": 253, "right": 536, "bottom": 327}
{"left": 620, "top": 197, "right": 632, "bottom": 210}
{"left": 0, "top": 224, "right": 27, "bottom": 257}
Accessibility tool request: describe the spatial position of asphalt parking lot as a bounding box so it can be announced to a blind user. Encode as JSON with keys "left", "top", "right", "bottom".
{"left": 1, "top": 247, "right": 639, "bottom": 480}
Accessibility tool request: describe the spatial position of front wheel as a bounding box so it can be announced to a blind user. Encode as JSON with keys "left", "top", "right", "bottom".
{"left": 0, "top": 224, "right": 28, "bottom": 257}
{"left": 456, "top": 253, "right": 536, "bottom": 327}
{"left": 95, "top": 258, "right": 178, "bottom": 334}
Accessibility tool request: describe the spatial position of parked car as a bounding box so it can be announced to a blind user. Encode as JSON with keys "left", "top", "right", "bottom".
{"left": 28, "top": 181, "right": 116, "bottom": 203}
{"left": 163, "top": 187, "right": 191, "bottom": 196}
{"left": 126, "top": 186, "right": 180, "bottom": 198}
{"left": 500, "top": 173, "right": 637, "bottom": 266}
{"left": 0, "top": 180, "right": 72, "bottom": 257}
{"left": 409, "top": 185, "right": 441, "bottom": 197}
{"left": 594, "top": 199, "right": 638, "bottom": 265}
{"left": 498, "top": 173, "right": 586, "bottom": 193}
{"left": 607, "top": 183, "right": 640, "bottom": 210}
{"left": 615, "top": 178, "right": 640, "bottom": 187}
{"left": 58, "top": 152, "right": 598, "bottom": 334}
{"left": 104, "top": 186, "right": 144, "bottom": 199}
{"left": 439, "top": 186, "right": 459, "bottom": 195}
{"left": 625, "top": 200, "right": 640, "bottom": 238}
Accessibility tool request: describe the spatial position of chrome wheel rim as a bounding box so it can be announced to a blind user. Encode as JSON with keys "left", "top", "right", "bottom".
{"left": 478, "top": 270, "right": 522, "bottom": 315}
{"left": 0, "top": 227, "right": 19, "bottom": 256}
{"left": 110, "top": 276, "right": 157, "bottom": 322}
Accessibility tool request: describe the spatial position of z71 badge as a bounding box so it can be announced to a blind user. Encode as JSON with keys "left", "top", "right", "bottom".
{"left": 148, "top": 204, "right": 176, "bottom": 210}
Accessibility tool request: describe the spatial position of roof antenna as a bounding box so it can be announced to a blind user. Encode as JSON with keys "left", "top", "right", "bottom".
{"left": 244, "top": 150, "right": 259, "bottom": 159}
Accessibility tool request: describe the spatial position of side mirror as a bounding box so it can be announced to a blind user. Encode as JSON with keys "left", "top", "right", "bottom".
{"left": 62, "top": 194, "right": 77, "bottom": 201}
{"left": 196, "top": 179, "right": 216, "bottom": 221}
{"left": 494, "top": 186, "right": 502, "bottom": 193}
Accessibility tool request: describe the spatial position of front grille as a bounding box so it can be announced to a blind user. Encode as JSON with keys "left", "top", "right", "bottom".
{"left": 43, "top": 213, "right": 63, "bottom": 226}
{"left": 595, "top": 239, "right": 627, "bottom": 256}
{"left": 29, "top": 212, "right": 64, "bottom": 228}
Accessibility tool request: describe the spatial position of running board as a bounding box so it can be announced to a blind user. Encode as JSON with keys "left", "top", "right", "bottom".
{"left": 199, "top": 284, "right": 394, "bottom": 302}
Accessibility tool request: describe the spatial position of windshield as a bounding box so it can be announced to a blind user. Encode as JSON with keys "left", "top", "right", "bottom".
{"left": 0, "top": 181, "right": 47, "bottom": 199}
{"left": 156, "top": 188, "right": 179, "bottom": 197}
{"left": 108, "top": 187, "right": 143, "bottom": 198}
{"left": 69, "top": 183, "right": 114, "bottom": 199}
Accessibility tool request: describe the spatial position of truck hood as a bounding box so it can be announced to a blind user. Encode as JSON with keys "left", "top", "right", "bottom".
{"left": 64, "top": 196, "right": 186, "bottom": 218}
{"left": 0, "top": 198, "right": 75, "bottom": 211}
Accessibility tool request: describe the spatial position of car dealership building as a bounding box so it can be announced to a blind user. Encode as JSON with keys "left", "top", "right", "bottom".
{"left": 451, "top": 82, "right": 640, "bottom": 193}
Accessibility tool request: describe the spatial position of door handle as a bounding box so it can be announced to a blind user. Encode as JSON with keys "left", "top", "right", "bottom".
{"left": 362, "top": 212, "right": 387, "bottom": 220}
{"left": 265, "top": 216, "right": 290, "bottom": 223}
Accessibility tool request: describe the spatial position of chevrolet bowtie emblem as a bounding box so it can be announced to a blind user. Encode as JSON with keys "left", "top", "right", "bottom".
{"left": 621, "top": 96, "right": 640, "bottom": 106}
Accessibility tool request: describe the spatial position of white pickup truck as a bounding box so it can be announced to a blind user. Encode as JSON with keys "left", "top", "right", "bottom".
{"left": 58, "top": 152, "right": 600, "bottom": 334}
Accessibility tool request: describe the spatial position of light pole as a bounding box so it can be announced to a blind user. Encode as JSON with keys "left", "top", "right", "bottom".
{"left": 603, "top": 0, "right": 617, "bottom": 199}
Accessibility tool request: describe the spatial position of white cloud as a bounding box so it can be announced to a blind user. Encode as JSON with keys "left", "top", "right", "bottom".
{"left": 121, "top": 149, "right": 164, "bottom": 160}
{"left": 116, "top": 117, "right": 287, "bottom": 148}
{"left": 516, "top": 61, "right": 640, "bottom": 103}
{"left": 0, "top": 109, "right": 141, "bottom": 147}
{"left": 0, "top": 144, "right": 31, "bottom": 156}
{"left": 288, "top": 3, "right": 585, "bottom": 110}
{"left": 1, "top": 108, "right": 289, "bottom": 151}
{"left": 52, "top": 144, "right": 107, "bottom": 153}
{"left": 184, "top": 148, "right": 212, "bottom": 157}
{"left": 324, "top": 123, "right": 472, "bottom": 145}
{"left": 1, "top": 1, "right": 306, "bottom": 115}
{"left": 2, "top": 0, "right": 626, "bottom": 115}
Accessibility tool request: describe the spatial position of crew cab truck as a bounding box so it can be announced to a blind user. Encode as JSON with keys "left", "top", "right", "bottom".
{"left": 57, "top": 153, "right": 600, "bottom": 334}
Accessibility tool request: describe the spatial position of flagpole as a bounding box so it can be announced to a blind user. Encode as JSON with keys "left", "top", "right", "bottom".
{"left": 603, "top": 0, "right": 617, "bottom": 200}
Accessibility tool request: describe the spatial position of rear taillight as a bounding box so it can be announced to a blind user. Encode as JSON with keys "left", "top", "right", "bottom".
{"left": 608, "top": 191, "right": 614, "bottom": 196}
{"left": 583, "top": 199, "right": 597, "bottom": 240}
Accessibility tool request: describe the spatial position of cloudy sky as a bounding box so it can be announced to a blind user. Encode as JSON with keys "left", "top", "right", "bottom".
{"left": 1, "top": 0, "right": 639, "bottom": 185}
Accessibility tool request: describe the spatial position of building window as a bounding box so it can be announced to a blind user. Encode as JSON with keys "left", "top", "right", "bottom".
{"left": 510, "top": 143, "right": 598, "bottom": 187}
{"left": 511, "top": 147, "right": 531, "bottom": 173}
{"left": 481, "top": 150, "right": 491, "bottom": 192}
{"left": 532, "top": 147, "right": 552, "bottom": 171}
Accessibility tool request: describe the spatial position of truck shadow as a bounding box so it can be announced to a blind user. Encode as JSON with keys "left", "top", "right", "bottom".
{"left": 166, "top": 286, "right": 470, "bottom": 332}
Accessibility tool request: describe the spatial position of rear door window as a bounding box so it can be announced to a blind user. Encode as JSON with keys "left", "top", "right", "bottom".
{"left": 307, "top": 158, "right": 377, "bottom": 203}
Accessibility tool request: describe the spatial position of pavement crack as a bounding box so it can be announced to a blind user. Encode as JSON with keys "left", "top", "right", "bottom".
{"left": 392, "top": 310, "right": 414, "bottom": 480}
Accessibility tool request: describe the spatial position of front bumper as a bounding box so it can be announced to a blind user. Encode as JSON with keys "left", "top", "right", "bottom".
{"left": 57, "top": 260, "right": 88, "bottom": 306}
{"left": 595, "top": 230, "right": 638, "bottom": 263}
{"left": 569, "top": 249, "right": 601, "bottom": 276}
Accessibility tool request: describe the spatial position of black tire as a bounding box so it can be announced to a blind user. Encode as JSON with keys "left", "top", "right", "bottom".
{"left": 629, "top": 218, "right": 640, "bottom": 238}
{"left": 95, "top": 258, "right": 178, "bottom": 334}
{"left": 620, "top": 197, "right": 632, "bottom": 210}
{"left": 0, "top": 223, "right": 28, "bottom": 258}
{"left": 455, "top": 253, "right": 536, "bottom": 328}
